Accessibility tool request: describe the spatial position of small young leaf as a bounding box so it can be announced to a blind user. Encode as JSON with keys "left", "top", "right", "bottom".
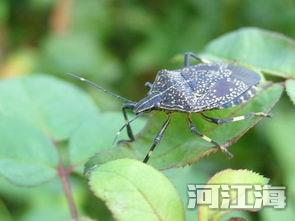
{"left": 88, "top": 159, "right": 185, "bottom": 221}
{"left": 203, "top": 27, "right": 295, "bottom": 78}
{"left": 207, "top": 169, "right": 269, "bottom": 185}
{"left": 85, "top": 83, "right": 283, "bottom": 171}
{"left": 198, "top": 169, "right": 269, "bottom": 221}
{"left": 286, "top": 79, "right": 295, "bottom": 105}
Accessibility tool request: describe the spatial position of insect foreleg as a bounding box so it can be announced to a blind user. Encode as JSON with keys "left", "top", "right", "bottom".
{"left": 143, "top": 114, "right": 172, "bottom": 163}
{"left": 200, "top": 112, "right": 271, "bottom": 125}
{"left": 187, "top": 114, "right": 233, "bottom": 158}
{"left": 184, "top": 52, "right": 210, "bottom": 67}
{"left": 113, "top": 114, "right": 142, "bottom": 145}
{"left": 120, "top": 103, "right": 136, "bottom": 143}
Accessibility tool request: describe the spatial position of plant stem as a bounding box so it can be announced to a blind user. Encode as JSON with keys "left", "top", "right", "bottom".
{"left": 58, "top": 164, "right": 78, "bottom": 221}
{"left": 50, "top": 136, "right": 78, "bottom": 220}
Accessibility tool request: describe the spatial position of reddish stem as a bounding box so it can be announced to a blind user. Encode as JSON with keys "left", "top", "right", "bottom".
{"left": 49, "top": 135, "right": 78, "bottom": 220}
{"left": 58, "top": 164, "right": 78, "bottom": 220}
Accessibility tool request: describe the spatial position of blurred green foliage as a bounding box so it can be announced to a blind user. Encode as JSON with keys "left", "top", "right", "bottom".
{"left": 1, "top": 1, "right": 295, "bottom": 221}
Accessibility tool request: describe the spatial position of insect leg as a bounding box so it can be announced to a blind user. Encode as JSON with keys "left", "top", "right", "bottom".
{"left": 113, "top": 114, "right": 142, "bottom": 145}
{"left": 144, "top": 82, "right": 153, "bottom": 95}
{"left": 184, "top": 52, "right": 210, "bottom": 67}
{"left": 144, "top": 82, "right": 153, "bottom": 90}
{"left": 187, "top": 114, "right": 233, "bottom": 158}
{"left": 143, "top": 114, "right": 172, "bottom": 163}
{"left": 119, "top": 103, "right": 136, "bottom": 143}
{"left": 200, "top": 112, "right": 271, "bottom": 125}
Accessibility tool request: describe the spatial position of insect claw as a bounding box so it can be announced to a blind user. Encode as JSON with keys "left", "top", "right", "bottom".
{"left": 255, "top": 112, "right": 272, "bottom": 118}
{"left": 117, "top": 139, "right": 132, "bottom": 146}
{"left": 112, "top": 130, "right": 123, "bottom": 145}
{"left": 219, "top": 144, "right": 234, "bottom": 159}
{"left": 266, "top": 113, "right": 272, "bottom": 118}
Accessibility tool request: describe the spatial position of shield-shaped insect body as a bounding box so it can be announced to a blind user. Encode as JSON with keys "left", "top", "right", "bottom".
{"left": 134, "top": 63, "right": 261, "bottom": 114}
{"left": 68, "top": 52, "right": 269, "bottom": 163}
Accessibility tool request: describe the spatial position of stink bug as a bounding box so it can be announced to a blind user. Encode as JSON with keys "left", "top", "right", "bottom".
{"left": 68, "top": 52, "right": 270, "bottom": 163}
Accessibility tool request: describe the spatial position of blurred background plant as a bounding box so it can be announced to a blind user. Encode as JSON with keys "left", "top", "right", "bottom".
{"left": 0, "top": 0, "right": 295, "bottom": 221}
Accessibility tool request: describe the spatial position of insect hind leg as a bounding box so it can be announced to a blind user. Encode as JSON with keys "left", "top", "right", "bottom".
{"left": 201, "top": 112, "right": 271, "bottom": 125}
{"left": 184, "top": 52, "right": 210, "bottom": 67}
{"left": 143, "top": 114, "right": 172, "bottom": 163}
{"left": 187, "top": 114, "right": 233, "bottom": 158}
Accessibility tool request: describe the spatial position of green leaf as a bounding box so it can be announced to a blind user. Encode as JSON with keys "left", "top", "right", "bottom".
{"left": 69, "top": 112, "right": 145, "bottom": 169}
{"left": 0, "top": 176, "right": 84, "bottom": 221}
{"left": 85, "top": 83, "right": 283, "bottom": 171}
{"left": 198, "top": 169, "right": 269, "bottom": 221}
{"left": 0, "top": 200, "right": 13, "bottom": 221}
{"left": 263, "top": 110, "right": 295, "bottom": 204}
{"left": 0, "top": 116, "right": 58, "bottom": 186}
{"left": 0, "top": 74, "right": 99, "bottom": 141}
{"left": 88, "top": 159, "right": 185, "bottom": 221}
{"left": 202, "top": 27, "right": 295, "bottom": 78}
{"left": 164, "top": 165, "right": 209, "bottom": 221}
{"left": 286, "top": 79, "right": 295, "bottom": 105}
{"left": 260, "top": 207, "right": 295, "bottom": 221}
{"left": 40, "top": 34, "right": 121, "bottom": 83}
{"left": 207, "top": 169, "right": 269, "bottom": 185}
{"left": 0, "top": 74, "right": 99, "bottom": 185}
{"left": 69, "top": 112, "right": 123, "bottom": 166}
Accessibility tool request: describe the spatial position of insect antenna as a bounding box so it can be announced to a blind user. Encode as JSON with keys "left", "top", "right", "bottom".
{"left": 112, "top": 113, "right": 143, "bottom": 145}
{"left": 66, "top": 73, "right": 134, "bottom": 103}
